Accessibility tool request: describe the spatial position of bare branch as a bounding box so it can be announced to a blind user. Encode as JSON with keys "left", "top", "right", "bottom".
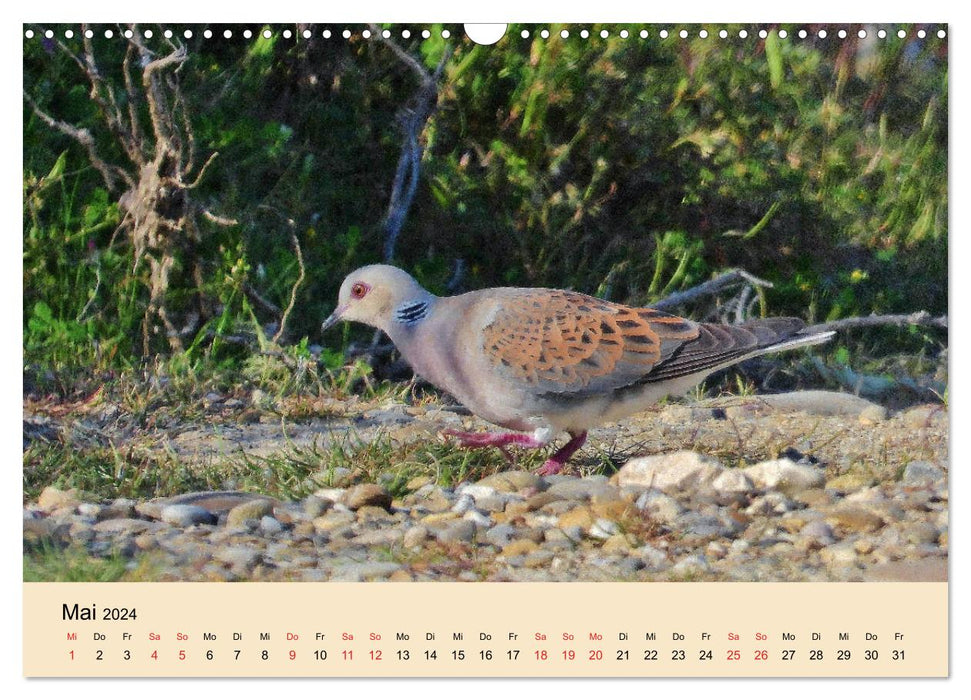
{"left": 22, "top": 90, "right": 131, "bottom": 191}
{"left": 371, "top": 29, "right": 455, "bottom": 260}
{"left": 804, "top": 311, "right": 948, "bottom": 335}
{"left": 653, "top": 268, "right": 774, "bottom": 311}
{"left": 272, "top": 232, "right": 307, "bottom": 345}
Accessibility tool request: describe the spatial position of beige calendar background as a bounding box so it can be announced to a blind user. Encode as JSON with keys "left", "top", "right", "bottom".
{"left": 24, "top": 582, "right": 947, "bottom": 676}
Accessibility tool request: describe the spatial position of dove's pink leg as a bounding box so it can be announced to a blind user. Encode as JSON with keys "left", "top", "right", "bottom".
{"left": 441, "top": 429, "right": 547, "bottom": 449}
{"left": 536, "top": 431, "right": 588, "bottom": 476}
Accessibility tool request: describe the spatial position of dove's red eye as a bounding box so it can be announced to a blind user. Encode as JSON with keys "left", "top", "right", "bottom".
{"left": 350, "top": 282, "right": 370, "bottom": 299}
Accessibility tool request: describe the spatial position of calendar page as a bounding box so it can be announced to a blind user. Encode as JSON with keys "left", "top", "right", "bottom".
{"left": 21, "top": 17, "right": 949, "bottom": 681}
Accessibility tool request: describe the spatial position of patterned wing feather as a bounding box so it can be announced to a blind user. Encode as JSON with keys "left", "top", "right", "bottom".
{"left": 481, "top": 290, "right": 699, "bottom": 395}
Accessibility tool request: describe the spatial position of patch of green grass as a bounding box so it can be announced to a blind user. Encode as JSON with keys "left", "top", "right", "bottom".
{"left": 23, "top": 543, "right": 155, "bottom": 582}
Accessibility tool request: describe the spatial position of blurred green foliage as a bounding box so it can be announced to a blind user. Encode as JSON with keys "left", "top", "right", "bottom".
{"left": 23, "top": 23, "right": 947, "bottom": 381}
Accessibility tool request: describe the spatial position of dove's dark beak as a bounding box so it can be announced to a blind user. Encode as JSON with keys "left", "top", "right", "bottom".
{"left": 321, "top": 304, "right": 348, "bottom": 332}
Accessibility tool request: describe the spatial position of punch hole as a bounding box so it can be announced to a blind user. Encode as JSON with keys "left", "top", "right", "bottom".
{"left": 938, "top": 29, "right": 946, "bottom": 38}
{"left": 600, "top": 29, "right": 609, "bottom": 39}
{"left": 778, "top": 29, "right": 787, "bottom": 39}
{"left": 85, "top": 29, "right": 93, "bottom": 38}
{"left": 520, "top": 29, "right": 529, "bottom": 39}
{"left": 263, "top": 29, "right": 272, "bottom": 39}
{"left": 758, "top": 29, "right": 768, "bottom": 39}
{"left": 580, "top": 29, "right": 589, "bottom": 39}
{"left": 798, "top": 29, "right": 807, "bottom": 39}
{"left": 186, "top": 30, "right": 194, "bottom": 39}
{"left": 242, "top": 30, "right": 251, "bottom": 39}
{"left": 65, "top": 29, "right": 74, "bottom": 39}
{"left": 322, "top": 29, "right": 332, "bottom": 38}
{"left": 44, "top": 29, "right": 53, "bottom": 39}
{"left": 540, "top": 29, "right": 550, "bottom": 39}
{"left": 698, "top": 30, "right": 708, "bottom": 39}
{"left": 739, "top": 29, "right": 748, "bottom": 38}
{"left": 838, "top": 29, "right": 847, "bottom": 38}
{"left": 660, "top": 30, "right": 668, "bottom": 39}
{"left": 917, "top": 30, "right": 926, "bottom": 38}
{"left": 203, "top": 29, "right": 212, "bottom": 38}
{"left": 304, "top": 29, "right": 312, "bottom": 39}
{"left": 877, "top": 29, "right": 886, "bottom": 39}
{"left": 124, "top": 29, "right": 133, "bottom": 38}
{"left": 283, "top": 29, "right": 292, "bottom": 39}
{"left": 164, "top": 29, "right": 172, "bottom": 38}
{"left": 422, "top": 29, "right": 431, "bottom": 39}
{"left": 641, "top": 30, "right": 649, "bottom": 38}
{"left": 719, "top": 29, "right": 727, "bottom": 39}
{"left": 819, "top": 29, "right": 828, "bottom": 38}
{"left": 24, "top": 29, "right": 33, "bottom": 38}
{"left": 342, "top": 29, "right": 351, "bottom": 39}
{"left": 362, "top": 29, "right": 372, "bottom": 39}
{"left": 144, "top": 29, "right": 153, "bottom": 38}
{"left": 619, "top": 29, "right": 629, "bottom": 39}
{"left": 401, "top": 29, "right": 410, "bottom": 38}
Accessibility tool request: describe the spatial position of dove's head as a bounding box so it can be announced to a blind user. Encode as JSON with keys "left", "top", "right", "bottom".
{"left": 322, "top": 265, "right": 435, "bottom": 334}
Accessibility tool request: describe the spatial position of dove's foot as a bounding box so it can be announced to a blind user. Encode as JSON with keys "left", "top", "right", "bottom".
{"left": 536, "top": 431, "right": 588, "bottom": 476}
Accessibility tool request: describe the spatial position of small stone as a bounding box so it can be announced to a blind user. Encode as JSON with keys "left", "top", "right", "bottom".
{"left": 613, "top": 451, "right": 724, "bottom": 493}
{"left": 475, "top": 471, "right": 543, "bottom": 492}
{"left": 589, "top": 518, "right": 619, "bottom": 539}
{"left": 547, "top": 477, "right": 615, "bottom": 501}
{"left": 91, "top": 518, "right": 160, "bottom": 535}
{"left": 37, "top": 486, "right": 81, "bottom": 512}
{"left": 342, "top": 484, "right": 392, "bottom": 511}
{"left": 820, "top": 543, "right": 859, "bottom": 567}
{"left": 601, "top": 534, "right": 634, "bottom": 554}
{"left": 484, "top": 524, "right": 518, "bottom": 547}
{"left": 557, "top": 506, "right": 595, "bottom": 530}
{"left": 712, "top": 469, "right": 755, "bottom": 495}
{"left": 636, "top": 545, "right": 668, "bottom": 569}
{"left": 826, "top": 473, "right": 874, "bottom": 491}
{"left": 101, "top": 499, "right": 137, "bottom": 520}
{"left": 799, "top": 520, "right": 836, "bottom": 545}
{"left": 456, "top": 484, "right": 498, "bottom": 500}
{"left": 854, "top": 538, "right": 875, "bottom": 555}
{"left": 160, "top": 504, "right": 217, "bottom": 527}
{"left": 502, "top": 539, "right": 539, "bottom": 557}
{"left": 303, "top": 496, "right": 334, "bottom": 519}
{"left": 858, "top": 404, "right": 889, "bottom": 424}
{"left": 312, "top": 511, "right": 356, "bottom": 531}
{"left": 77, "top": 503, "right": 102, "bottom": 518}
{"left": 451, "top": 493, "right": 476, "bottom": 514}
{"left": 260, "top": 516, "right": 284, "bottom": 535}
{"left": 403, "top": 525, "right": 429, "bottom": 548}
{"left": 825, "top": 506, "right": 886, "bottom": 534}
{"left": 742, "top": 459, "right": 825, "bottom": 494}
{"left": 330, "top": 562, "right": 403, "bottom": 581}
{"left": 902, "top": 461, "right": 945, "bottom": 485}
{"left": 635, "top": 489, "right": 683, "bottom": 524}
{"left": 901, "top": 405, "right": 945, "bottom": 429}
{"left": 226, "top": 499, "right": 275, "bottom": 529}
{"left": 215, "top": 546, "right": 262, "bottom": 571}
{"left": 905, "top": 523, "right": 939, "bottom": 545}
{"left": 435, "top": 519, "right": 476, "bottom": 544}
{"left": 463, "top": 510, "right": 493, "bottom": 529}
{"left": 670, "top": 554, "right": 711, "bottom": 577}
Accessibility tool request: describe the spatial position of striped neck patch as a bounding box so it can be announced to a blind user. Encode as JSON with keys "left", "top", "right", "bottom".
{"left": 395, "top": 300, "right": 430, "bottom": 325}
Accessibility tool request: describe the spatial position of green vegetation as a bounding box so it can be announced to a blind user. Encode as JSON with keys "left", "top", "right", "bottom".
{"left": 23, "top": 24, "right": 947, "bottom": 506}
{"left": 24, "top": 23, "right": 947, "bottom": 385}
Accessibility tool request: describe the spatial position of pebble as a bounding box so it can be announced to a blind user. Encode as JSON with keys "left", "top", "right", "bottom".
{"left": 613, "top": 451, "right": 724, "bottom": 493}
{"left": 226, "top": 500, "right": 275, "bottom": 529}
{"left": 902, "top": 461, "right": 945, "bottom": 485}
{"left": 23, "top": 397, "right": 946, "bottom": 583}
{"left": 343, "top": 484, "right": 392, "bottom": 511}
{"left": 742, "top": 459, "right": 825, "bottom": 494}
{"left": 160, "top": 505, "right": 217, "bottom": 527}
